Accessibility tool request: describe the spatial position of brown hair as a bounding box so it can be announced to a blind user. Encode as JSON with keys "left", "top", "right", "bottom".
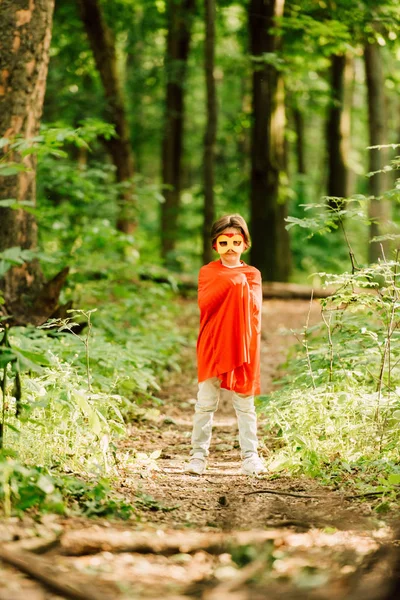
{"left": 210, "top": 214, "right": 251, "bottom": 249}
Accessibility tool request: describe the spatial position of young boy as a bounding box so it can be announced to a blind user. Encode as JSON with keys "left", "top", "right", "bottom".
{"left": 186, "top": 214, "right": 266, "bottom": 476}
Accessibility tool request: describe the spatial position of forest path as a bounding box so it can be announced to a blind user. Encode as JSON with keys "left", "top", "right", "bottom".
{"left": 112, "top": 298, "right": 393, "bottom": 598}
{"left": 0, "top": 300, "right": 395, "bottom": 600}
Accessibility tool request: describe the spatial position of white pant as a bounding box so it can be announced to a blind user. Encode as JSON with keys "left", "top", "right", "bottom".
{"left": 191, "top": 377, "right": 259, "bottom": 459}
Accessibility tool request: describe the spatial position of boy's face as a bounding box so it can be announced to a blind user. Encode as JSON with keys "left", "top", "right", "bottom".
{"left": 214, "top": 227, "right": 247, "bottom": 265}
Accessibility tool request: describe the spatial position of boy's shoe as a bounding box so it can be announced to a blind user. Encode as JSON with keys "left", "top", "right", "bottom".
{"left": 185, "top": 453, "right": 206, "bottom": 475}
{"left": 241, "top": 454, "right": 267, "bottom": 476}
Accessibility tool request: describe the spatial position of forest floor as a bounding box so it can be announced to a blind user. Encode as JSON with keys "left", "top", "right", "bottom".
{"left": 0, "top": 299, "right": 398, "bottom": 599}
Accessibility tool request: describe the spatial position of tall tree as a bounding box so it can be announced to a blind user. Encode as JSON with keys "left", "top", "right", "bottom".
{"left": 364, "top": 41, "right": 390, "bottom": 263}
{"left": 77, "top": 0, "right": 136, "bottom": 233}
{"left": 0, "top": 0, "right": 68, "bottom": 325}
{"left": 326, "top": 54, "right": 349, "bottom": 206}
{"left": 292, "top": 105, "right": 306, "bottom": 178}
{"left": 202, "top": 0, "right": 217, "bottom": 265}
{"left": 161, "top": 0, "right": 196, "bottom": 262}
{"left": 249, "top": 0, "right": 291, "bottom": 281}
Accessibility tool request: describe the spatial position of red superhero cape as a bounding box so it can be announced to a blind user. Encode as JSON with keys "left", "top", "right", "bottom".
{"left": 196, "top": 260, "right": 262, "bottom": 395}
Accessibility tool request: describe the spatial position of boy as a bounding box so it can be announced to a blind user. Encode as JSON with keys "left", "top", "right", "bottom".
{"left": 186, "top": 214, "right": 266, "bottom": 476}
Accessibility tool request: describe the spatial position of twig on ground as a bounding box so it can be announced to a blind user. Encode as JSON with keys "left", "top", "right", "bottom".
{"left": 164, "top": 470, "right": 247, "bottom": 477}
{"left": 244, "top": 488, "right": 322, "bottom": 499}
{"left": 344, "top": 491, "right": 386, "bottom": 499}
{"left": 245, "top": 488, "right": 387, "bottom": 500}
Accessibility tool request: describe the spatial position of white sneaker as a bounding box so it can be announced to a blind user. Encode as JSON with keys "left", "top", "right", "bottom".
{"left": 241, "top": 454, "right": 267, "bottom": 476}
{"left": 185, "top": 453, "right": 206, "bottom": 475}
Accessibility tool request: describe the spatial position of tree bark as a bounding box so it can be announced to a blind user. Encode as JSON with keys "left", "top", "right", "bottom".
{"left": 291, "top": 101, "right": 307, "bottom": 206}
{"left": 293, "top": 106, "right": 306, "bottom": 177}
{"left": 0, "top": 0, "right": 69, "bottom": 326}
{"left": 364, "top": 42, "right": 390, "bottom": 263}
{"left": 0, "top": 546, "right": 117, "bottom": 600}
{"left": 161, "top": 0, "right": 196, "bottom": 262}
{"left": 326, "top": 54, "right": 349, "bottom": 208}
{"left": 202, "top": 0, "right": 217, "bottom": 265}
{"left": 77, "top": 0, "right": 136, "bottom": 233}
{"left": 248, "top": 0, "right": 291, "bottom": 282}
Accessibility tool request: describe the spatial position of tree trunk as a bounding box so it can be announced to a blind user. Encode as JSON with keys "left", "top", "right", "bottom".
{"left": 248, "top": 0, "right": 291, "bottom": 282}
{"left": 291, "top": 101, "right": 307, "bottom": 206}
{"left": 364, "top": 42, "right": 390, "bottom": 263}
{"left": 343, "top": 54, "right": 355, "bottom": 196}
{"left": 202, "top": 0, "right": 217, "bottom": 265}
{"left": 161, "top": 0, "right": 195, "bottom": 262}
{"left": 326, "top": 54, "right": 349, "bottom": 207}
{"left": 0, "top": 0, "right": 68, "bottom": 326}
{"left": 77, "top": 0, "right": 136, "bottom": 234}
{"left": 293, "top": 106, "right": 306, "bottom": 177}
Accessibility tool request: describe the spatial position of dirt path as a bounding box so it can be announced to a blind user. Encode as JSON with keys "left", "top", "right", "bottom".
{"left": 111, "top": 299, "right": 394, "bottom": 598}
{"left": 0, "top": 299, "right": 396, "bottom": 599}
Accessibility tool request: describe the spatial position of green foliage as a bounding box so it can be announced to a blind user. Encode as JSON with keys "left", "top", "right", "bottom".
{"left": 135, "top": 490, "right": 178, "bottom": 512}
{"left": 59, "top": 476, "right": 134, "bottom": 519}
{"left": 0, "top": 459, "right": 65, "bottom": 516}
{"left": 259, "top": 198, "right": 400, "bottom": 502}
{"left": 0, "top": 126, "right": 188, "bottom": 517}
{"left": 0, "top": 273, "right": 184, "bottom": 471}
{"left": 0, "top": 458, "right": 135, "bottom": 519}
{"left": 287, "top": 197, "right": 370, "bottom": 278}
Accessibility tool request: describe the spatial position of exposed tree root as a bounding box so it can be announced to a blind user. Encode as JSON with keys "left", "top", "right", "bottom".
{"left": 0, "top": 546, "right": 118, "bottom": 600}
{"left": 60, "top": 528, "right": 281, "bottom": 557}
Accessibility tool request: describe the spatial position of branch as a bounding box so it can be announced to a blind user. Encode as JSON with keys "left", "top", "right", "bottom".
{"left": 0, "top": 546, "right": 117, "bottom": 600}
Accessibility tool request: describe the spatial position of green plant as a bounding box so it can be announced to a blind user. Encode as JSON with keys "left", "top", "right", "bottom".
{"left": 0, "top": 458, "right": 135, "bottom": 519}
{"left": 259, "top": 183, "right": 400, "bottom": 500}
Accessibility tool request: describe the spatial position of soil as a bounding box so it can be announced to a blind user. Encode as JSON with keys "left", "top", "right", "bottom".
{"left": 0, "top": 299, "right": 397, "bottom": 600}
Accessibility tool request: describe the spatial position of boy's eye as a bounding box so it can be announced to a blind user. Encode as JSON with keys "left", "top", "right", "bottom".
{"left": 219, "top": 241, "right": 227, "bottom": 246}
{"left": 233, "top": 240, "right": 242, "bottom": 246}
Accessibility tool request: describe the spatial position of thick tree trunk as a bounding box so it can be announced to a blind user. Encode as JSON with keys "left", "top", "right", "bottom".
{"left": 249, "top": 0, "right": 291, "bottom": 282}
{"left": 0, "top": 0, "right": 68, "bottom": 326}
{"left": 77, "top": 0, "right": 136, "bottom": 233}
{"left": 326, "top": 54, "right": 349, "bottom": 207}
{"left": 202, "top": 0, "right": 217, "bottom": 265}
{"left": 161, "top": 0, "right": 195, "bottom": 261}
{"left": 364, "top": 43, "right": 390, "bottom": 263}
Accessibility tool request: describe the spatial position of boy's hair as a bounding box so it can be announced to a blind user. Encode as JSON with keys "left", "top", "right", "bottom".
{"left": 210, "top": 214, "right": 251, "bottom": 248}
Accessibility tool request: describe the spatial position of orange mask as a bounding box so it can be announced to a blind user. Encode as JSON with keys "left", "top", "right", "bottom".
{"left": 214, "top": 233, "right": 245, "bottom": 254}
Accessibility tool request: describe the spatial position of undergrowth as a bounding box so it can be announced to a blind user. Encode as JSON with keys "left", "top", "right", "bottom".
{"left": 0, "top": 126, "right": 190, "bottom": 517}
{"left": 259, "top": 192, "right": 400, "bottom": 508}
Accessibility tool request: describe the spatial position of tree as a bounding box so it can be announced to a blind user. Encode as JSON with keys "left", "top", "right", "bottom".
{"left": 249, "top": 0, "right": 291, "bottom": 281}
{"left": 77, "top": 0, "right": 136, "bottom": 233}
{"left": 364, "top": 41, "right": 390, "bottom": 263}
{"left": 161, "top": 0, "right": 196, "bottom": 262}
{"left": 326, "top": 54, "right": 350, "bottom": 205}
{"left": 202, "top": 0, "right": 217, "bottom": 265}
{"left": 0, "top": 0, "right": 68, "bottom": 326}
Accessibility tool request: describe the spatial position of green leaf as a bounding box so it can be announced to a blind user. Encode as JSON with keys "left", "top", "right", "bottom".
{"left": 387, "top": 474, "right": 400, "bottom": 486}
{"left": 36, "top": 474, "right": 55, "bottom": 495}
{"left": 72, "top": 391, "right": 103, "bottom": 436}
{"left": 0, "top": 348, "right": 17, "bottom": 368}
{"left": 0, "top": 163, "right": 28, "bottom": 176}
{"left": 0, "top": 199, "right": 35, "bottom": 210}
{"left": 5, "top": 423, "right": 20, "bottom": 434}
{"left": 0, "top": 246, "right": 35, "bottom": 265}
{"left": 12, "top": 346, "right": 51, "bottom": 367}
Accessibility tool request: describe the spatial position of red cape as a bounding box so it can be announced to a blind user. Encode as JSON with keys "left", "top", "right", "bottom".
{"left": 197, "top": 260, "right": 262, "bottom": 395}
